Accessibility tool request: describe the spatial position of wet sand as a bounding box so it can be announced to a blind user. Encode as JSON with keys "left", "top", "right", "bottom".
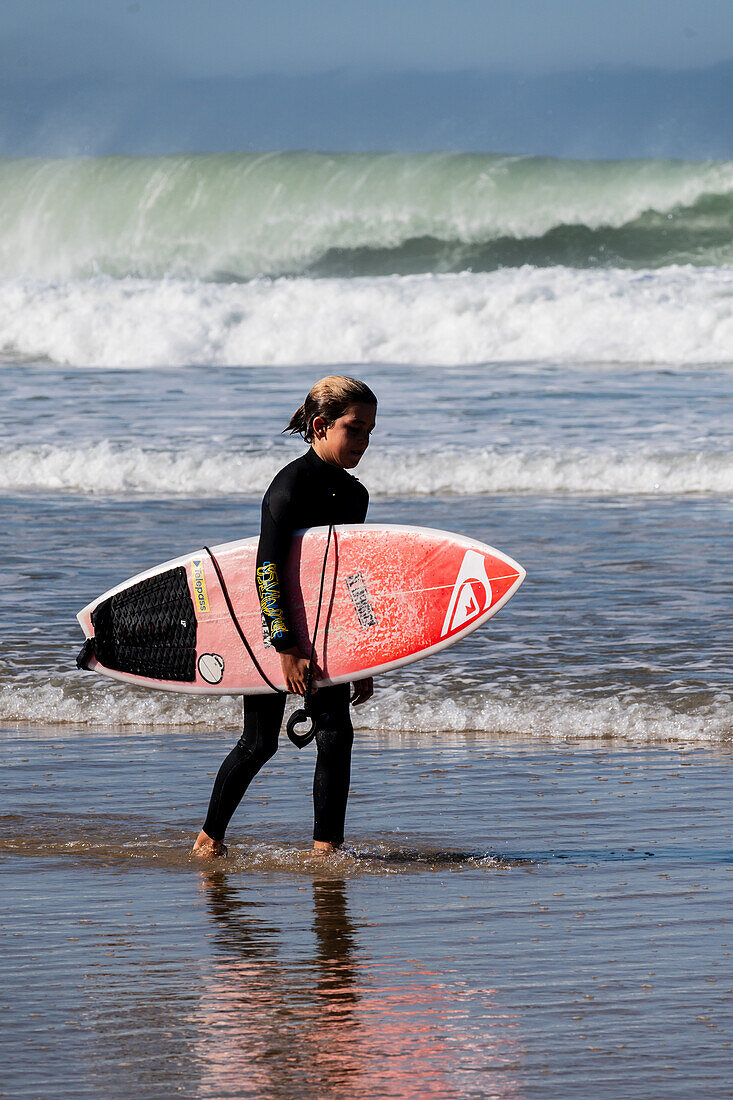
{"left": 1, "top": 726, "right": 731, "bottom": 1099}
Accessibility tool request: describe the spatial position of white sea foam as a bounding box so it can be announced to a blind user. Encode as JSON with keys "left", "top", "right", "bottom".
{"left": 356, "top": 685, "right": 733, "bottom": 744}
{"left": 0, "top": 675, "right": 242, "bottom": 730}
{"left": 1, "top": 266, "right": 733, "bottom": 369}
{"left": 4, "top": 440, "right": 731, "bottom": 497}
{"left": 1, "top": 674, "right": 730, "bottom": 744}
{"left": 0, "top": 442, "right": 281, "bottom": 496}
{"left": 363, "top": 448, "right": 733, "bottom": 496}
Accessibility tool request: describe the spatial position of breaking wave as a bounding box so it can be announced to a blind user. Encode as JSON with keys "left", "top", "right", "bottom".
{"left": 3, "top": 441, "right": 732, "bottom": 497}
{"left": 1, "top": 674, "right": 730, "bottom": 744}
{"left": 1, "top": 151, "right": 733, "bottom": 280}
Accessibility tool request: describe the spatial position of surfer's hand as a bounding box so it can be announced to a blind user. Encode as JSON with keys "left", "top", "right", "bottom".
{"left": 350, "top": 677, "right": 373, "bottom": 706}
{"left": 279, "top": 648, "right": 317, "bottom": 696}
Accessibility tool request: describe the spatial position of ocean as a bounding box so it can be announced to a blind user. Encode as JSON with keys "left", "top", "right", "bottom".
{"left": 2, "top": 150, "right": 732, "bottom": 1097}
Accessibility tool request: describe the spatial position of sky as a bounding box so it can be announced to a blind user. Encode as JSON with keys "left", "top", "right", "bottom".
{"left": 0, "top": 0, "right": 731, "bottom": 157}
{"left": 3, "top": 0, "right": 732, "bottom": 80}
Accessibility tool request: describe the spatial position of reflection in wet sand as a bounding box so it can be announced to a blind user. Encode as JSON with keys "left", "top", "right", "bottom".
{"left": 312, "top": 877, "right": 360, "bottom": 1009}
{"left": 3, "top": 739, "right": 732, "bottom": 1097}
{"left": 195, "top": 871, "right": 521, "bottom": 1099}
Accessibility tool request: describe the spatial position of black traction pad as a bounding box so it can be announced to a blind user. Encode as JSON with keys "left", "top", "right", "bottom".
{"left": 85, "top": 565, "right": 197, "bottom": 682}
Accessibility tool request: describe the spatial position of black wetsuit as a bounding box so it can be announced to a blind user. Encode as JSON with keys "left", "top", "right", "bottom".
{"left": 202, "top": 448, "right": 369, "bottom": 845}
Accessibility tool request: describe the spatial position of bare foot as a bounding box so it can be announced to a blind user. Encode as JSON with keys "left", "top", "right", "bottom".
{"left": 192, "top": 830, "right": 228, "bottom": 859}
{"left": 312, "top": 840, "right": 339, "bottom": 855}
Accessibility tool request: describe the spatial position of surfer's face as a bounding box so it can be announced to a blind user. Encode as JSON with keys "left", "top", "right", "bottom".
{"left": 313, "top": 403, "right": 376, "bottom": 469}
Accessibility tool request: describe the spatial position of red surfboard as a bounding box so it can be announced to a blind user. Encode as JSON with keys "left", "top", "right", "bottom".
{"left": 76, "top": 525, "right": 525, "bottom": 694}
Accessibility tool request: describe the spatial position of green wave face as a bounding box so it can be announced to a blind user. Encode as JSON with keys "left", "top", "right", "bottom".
{"left": 0, "top": 151, "right": 731, "bottom": 279}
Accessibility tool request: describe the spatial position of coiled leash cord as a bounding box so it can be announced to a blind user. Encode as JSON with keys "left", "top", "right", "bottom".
{"left": 286, "top": 523, "right": 334, "bottom": 748}
{"left": 204, "top": 524, "right": 334, "bottom": 750}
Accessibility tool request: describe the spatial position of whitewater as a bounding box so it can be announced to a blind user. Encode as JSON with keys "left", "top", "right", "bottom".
{"left": 2, "top": 265, "right": 733, "bottom": 368}
{"left": 4, "top": 441, "right": 733, "bottom": 496}
{"left": 2, "top": 673, "right": 729, "bottom": 744}
{"left": 0, "top": 151, "right": 732, "bottom": 368}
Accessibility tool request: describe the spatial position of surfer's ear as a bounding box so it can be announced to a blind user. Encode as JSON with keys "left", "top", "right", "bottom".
{"left": 312, "top": 415, "right": 330, "bottom": 439}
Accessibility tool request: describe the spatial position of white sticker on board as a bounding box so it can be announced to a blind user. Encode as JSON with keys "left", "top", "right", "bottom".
{"left": 198, "top": 653, "right": 225, "bottom": 684}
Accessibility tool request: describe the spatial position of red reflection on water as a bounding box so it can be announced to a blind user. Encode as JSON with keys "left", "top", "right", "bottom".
{"left": 193, "top": 873, "right": 522, "bottom": 1099}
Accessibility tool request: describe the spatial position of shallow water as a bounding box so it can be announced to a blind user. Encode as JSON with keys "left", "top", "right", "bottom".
{"left": 2, "top": 728, "right": 731, "bottom": 1099}
{"left": 3, "top": 360, "right": 732, "bottom": 743}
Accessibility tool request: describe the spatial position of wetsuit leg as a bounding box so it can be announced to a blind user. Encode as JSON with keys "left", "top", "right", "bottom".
{"left": 312, "top": 684, "right": 354, "bottom": 846}
{"left": 202, "top": 693, "right": 286, "bottom": 842}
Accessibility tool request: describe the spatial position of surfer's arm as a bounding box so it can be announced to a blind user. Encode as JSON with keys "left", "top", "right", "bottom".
{"left": 279, "top": 647, "right": 314, "bottom": 695}
{"left": 257, "top": 510, "right": 313, "bottom": 692}
{"left": 256, "top": 494, "right": 296, "bottom": 654}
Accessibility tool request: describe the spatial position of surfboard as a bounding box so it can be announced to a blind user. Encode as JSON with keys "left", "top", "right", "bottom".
{"left": 76, "top": 524, "right": 525, "bottom": 695}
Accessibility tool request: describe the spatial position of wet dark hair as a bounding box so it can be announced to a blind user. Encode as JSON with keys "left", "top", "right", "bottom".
{"left": 285, "top": 376, "right": 378, "bottom": 443}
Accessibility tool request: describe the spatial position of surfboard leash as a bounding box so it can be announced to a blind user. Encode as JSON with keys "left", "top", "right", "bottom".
{"left": 286, "top": 523, "right": 334, "bottom": 749}
{"left": 204, "top": 527, "right": 334, "bottom": 748}
{"left": 203, "top": 545, "right": 283, "bottom": 695}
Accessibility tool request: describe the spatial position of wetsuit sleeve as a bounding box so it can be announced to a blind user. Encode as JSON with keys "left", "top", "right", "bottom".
{"left": 256, "top": 479, "right": 297, "bottom": 653}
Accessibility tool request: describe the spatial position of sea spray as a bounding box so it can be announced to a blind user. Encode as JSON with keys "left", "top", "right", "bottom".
{"left": 0, "top": 151, "right": 732, "bottom": 280}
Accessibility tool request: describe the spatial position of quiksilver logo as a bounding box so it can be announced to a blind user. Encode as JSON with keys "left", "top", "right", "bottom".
{"left": 441, "top": 550, "right": 492, "bottom": 637}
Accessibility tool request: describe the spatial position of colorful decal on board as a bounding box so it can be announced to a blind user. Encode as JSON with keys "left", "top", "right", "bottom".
{"left": 441, "top": 550, "right": 492, "bottom": 637}
{"left": 345, "top": 571, "right": 378, "bottom": 632}
{"left": 256, "top": 561, "right": 288, "bottom": 643}
{"left": 198, "top": 653, "right": 224, "bottom": 684}
{"left": 191, "top": 559, "right": 210, "bottom": 613}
